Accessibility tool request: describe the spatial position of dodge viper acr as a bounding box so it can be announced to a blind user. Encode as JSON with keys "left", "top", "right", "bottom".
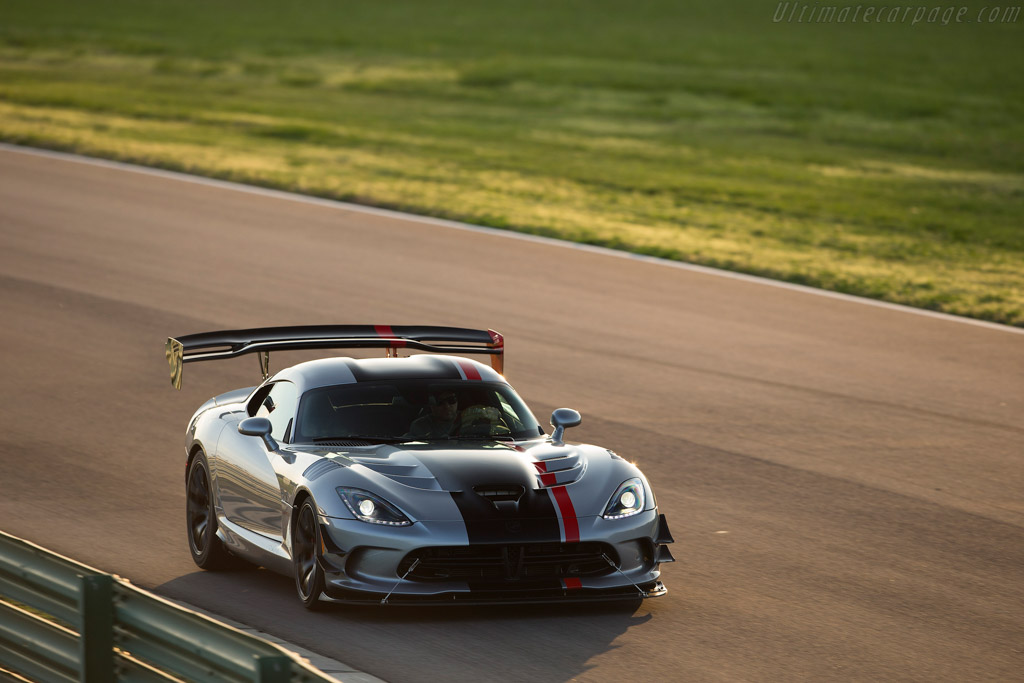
{"left": 167, "top": 325, "right": 674, "bottom": 607}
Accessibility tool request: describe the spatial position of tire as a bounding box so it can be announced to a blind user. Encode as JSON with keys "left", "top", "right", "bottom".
{"left": 293, "top": 498, "right": 327, "bottom": 610}
{"left": 186, "top": 453, "right": 235, "bottom": 570}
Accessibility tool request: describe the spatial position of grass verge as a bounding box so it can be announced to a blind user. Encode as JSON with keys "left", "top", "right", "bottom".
{"left": 0, "top": 0, "right": 1021, "bottom": 325}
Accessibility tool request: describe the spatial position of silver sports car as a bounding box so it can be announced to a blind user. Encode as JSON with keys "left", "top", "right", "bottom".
{"left": 167, "top": 325, "right": 674, "bottom": 607}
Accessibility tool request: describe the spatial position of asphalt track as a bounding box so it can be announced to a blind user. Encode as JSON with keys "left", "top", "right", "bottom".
{"left": 1, "top": 146, "right": 1022, "bottom": 682}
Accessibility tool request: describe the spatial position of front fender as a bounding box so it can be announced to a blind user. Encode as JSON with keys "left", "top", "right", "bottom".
{"left": 558, "top": 444, "right": 650, "bottom": 517}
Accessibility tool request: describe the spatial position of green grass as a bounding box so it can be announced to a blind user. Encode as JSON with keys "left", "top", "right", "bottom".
{"left": 1, "top": 0, "right": 1021, "bottom": 325}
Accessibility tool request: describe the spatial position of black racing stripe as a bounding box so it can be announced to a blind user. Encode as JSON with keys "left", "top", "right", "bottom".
{"left": 347, "top": 355, "right": 462, "bottom": 382}
{"left": 450, "top": 488, "right": 561, "bottom": 545}
{"left": 412, "top": 449, "right": 562, "bottom": 544}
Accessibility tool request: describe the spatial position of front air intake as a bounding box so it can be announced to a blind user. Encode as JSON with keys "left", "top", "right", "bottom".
{"left": 398, "top": 543, "right": 618, "bottom": 582}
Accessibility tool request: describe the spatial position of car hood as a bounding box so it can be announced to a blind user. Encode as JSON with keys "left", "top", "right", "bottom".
{"left": 288, "top": 438, "right": 646, "bottom": 529}
{"left": 296, "top": 440, "right": 587, "bottom": 493}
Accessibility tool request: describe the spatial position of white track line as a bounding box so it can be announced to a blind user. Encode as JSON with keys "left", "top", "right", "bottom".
{"left": 3, "top": 142, "right": 1020, "bottom": 335}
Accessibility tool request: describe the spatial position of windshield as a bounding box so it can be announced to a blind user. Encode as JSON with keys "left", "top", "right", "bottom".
{"left": 293, "top": 380, "right": 544, "bottom": 443}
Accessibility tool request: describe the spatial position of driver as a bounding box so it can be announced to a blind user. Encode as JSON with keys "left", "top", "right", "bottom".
{"left": 408, "top": 389, "right": 459, "bottom": 438}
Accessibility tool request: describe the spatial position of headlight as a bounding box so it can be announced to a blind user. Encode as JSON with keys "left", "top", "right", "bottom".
{"left": 603, "top": 478, "right": 645, "bottom": 519}
{"left": 336, "top": 488, "right": 411, "bottom": 526}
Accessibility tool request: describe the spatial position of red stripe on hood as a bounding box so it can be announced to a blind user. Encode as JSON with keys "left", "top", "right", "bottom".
{"left": 533, "top": 461, "right": 557, "bottom": 487}
{"left": 551, "top": 486, "right": 579, "bottom": 543}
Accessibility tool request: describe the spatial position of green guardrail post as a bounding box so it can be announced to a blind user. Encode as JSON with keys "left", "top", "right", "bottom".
{"left": 79, "top": 574, "right": 114, "bottom": 683}
{"left": 255, "top": 654, "right": 291, "bottom": 683}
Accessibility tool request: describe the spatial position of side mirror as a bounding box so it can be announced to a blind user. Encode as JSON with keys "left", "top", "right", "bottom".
{"left": 238, "top": 417, "right": 278, "bottom": 451}
{"left": 550, "top": 408, "right": 581, "bottom": 446}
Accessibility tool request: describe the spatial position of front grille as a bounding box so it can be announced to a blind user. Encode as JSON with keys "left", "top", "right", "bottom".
{"left": 398, "top": 543, "right": 618, "bottom": 582}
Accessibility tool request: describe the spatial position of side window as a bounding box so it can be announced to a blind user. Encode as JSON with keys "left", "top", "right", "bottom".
{"left": 254, "top": 382, "right": 299, "bottom": 443}
{"left": 247, "top": 383, "right": 273, "bottom": 417}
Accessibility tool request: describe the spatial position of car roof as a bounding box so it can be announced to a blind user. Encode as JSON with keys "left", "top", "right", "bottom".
{"left": 271, "top": 355, "right": 507, "bottom": 393}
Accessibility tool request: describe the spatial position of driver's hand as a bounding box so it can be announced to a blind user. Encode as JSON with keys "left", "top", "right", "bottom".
{"left": 460, "top": 405, "right": 501, "bottom": 426}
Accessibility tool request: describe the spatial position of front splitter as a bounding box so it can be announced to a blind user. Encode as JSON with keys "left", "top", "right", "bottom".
{"left": 323, "top": 580, "right": 667, "bottom": 606}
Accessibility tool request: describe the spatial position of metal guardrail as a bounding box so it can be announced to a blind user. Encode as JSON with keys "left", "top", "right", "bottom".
{"left": 0, "top": 531, "right": 339, "bottom": 682}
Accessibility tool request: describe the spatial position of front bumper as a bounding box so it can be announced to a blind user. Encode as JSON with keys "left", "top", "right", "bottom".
{"left": 317, "top": 509, "right": 672, "bottom": 605}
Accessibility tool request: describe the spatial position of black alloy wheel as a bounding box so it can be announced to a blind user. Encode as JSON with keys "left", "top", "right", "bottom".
{"left": 293, "top": 498, "right": 327, "bottom": 609}
{"left": 186, "top": 454, "right": 233, "bottom": 570}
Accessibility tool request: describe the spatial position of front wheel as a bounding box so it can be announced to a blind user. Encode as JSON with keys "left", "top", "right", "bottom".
{"left": 186, "top": 454, "right": 234, "bottom": 570}
{"left": 293, "top": 498, "right": 327, "bottom": 610}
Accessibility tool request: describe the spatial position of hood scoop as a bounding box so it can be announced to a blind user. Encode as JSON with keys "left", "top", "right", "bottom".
{"left": 474, "top": 484, "right": 526, "bottom": 512}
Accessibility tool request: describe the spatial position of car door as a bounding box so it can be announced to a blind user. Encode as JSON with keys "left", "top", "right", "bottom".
{"left": 216, "top": 380, "right": 298, "bottom": 542}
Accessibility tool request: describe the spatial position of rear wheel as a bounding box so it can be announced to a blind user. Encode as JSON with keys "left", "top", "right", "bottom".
{"left": 186, "top": 454, "right": 234, "bottom": 570}
{"left": 293, "top": 498, "right": 327, "bottom": 610}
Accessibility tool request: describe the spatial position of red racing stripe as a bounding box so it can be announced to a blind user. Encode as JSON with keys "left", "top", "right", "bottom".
{"left": 374, "top": 325, "right": 406, "bottom": 347}
{"left": 457, "top": 359, "right": 482, "bottom": 381}
{"left": 533, "top": 461, "right": 557, "bottom": 487}
{"left": 551, "top": 485, "right": 579, "bottom": 543}
{"left": 562, "top": 577, "right": 582, "bottom": 590}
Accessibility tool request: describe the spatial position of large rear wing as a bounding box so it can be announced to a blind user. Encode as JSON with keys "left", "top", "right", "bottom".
{"left": 165, "top": 325, "right": 504, "bottom": 390}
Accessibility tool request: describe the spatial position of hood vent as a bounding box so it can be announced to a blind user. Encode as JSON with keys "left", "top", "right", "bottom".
{"left": 314, "top": 440, "right": 373, "bottom": 448}
{"left": 532, "top": 454, "right": 584, "bottom": 488}
{"left": 474, "top": 484, "right": 526, "bottom": 512}
{"left": 351, "top": 458, "right": 443, "bottom": 491}
{"left": 474, "top": 484, "right": 526, "bottom": 503}
{"left": 302, "top": 459, "right": 342, "bottom": 481}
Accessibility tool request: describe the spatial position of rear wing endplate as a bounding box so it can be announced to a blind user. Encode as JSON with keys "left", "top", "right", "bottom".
{"left": 165, "top": 325, "right": 504, "bottom": 390}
